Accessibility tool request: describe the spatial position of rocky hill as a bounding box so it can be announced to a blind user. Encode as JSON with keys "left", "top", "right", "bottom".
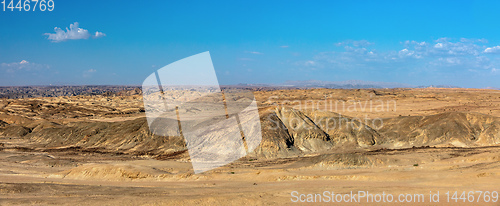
{"left": 2, "top": 105, "right": 499, "bottom": 160}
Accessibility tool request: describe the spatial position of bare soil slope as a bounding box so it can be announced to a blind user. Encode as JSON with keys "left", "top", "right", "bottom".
{"left": 0, "top": 88, "right": 499, "bottom": 205}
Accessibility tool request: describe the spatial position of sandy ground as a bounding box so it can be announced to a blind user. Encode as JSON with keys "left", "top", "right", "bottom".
{"left": 1, "top": 88, "right": 499, "bottom": 205}
{"left": 1, "top": 139, "right": 499, "bottom": 205}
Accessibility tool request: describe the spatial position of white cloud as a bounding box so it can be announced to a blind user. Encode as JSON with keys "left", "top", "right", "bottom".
{"left": 484, "top": 46, "right": 500, "bottom": 54}
{"left": 434, "top": 43, "right": 444, "bottom": 49}
{"left": 44, "top": 22, "right": 105, "bottom": 42}
{"left": 305, "top": 60, "right": 316, "bottom": 66}
{"left": 335, "top": 40, "right": 374, "bottom": 47}
{"left": 445, "top": 57, "right": 461, "bottom": 65}
{"left": 280, "top": 45, "right": 289, "bottom": 48}
{"left": 460, "top": 38, "right": 488, "bottom": 43}
{"left": 299, "top": 38, "right": 499, "bottom": 75}
{"left": 83, "top": 69, "right": 97, "bottom": 78}
{"left": 247, "top": 51, "right": 263, "bottom": 55}
{"left": 430, "top": 39, "right": 481, "bottom": 56}
{"left": 94, "top": 31, "right": 106, "bottom": 38}
{"left": 399, "top": 48, "right": 415, "bottom": 58}
{"left": 436, "top": 37, "right": 450, "bottom": 42}
{"left": 403, "top": 38, "right": 483, "bottom": 57}
{"left": 1, "top": 60, "right": 49, "bottom": 73}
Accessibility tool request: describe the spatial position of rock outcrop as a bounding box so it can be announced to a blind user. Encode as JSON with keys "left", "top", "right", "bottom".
{"left": 1, "top": 106, "right": 500, "bottom": 160}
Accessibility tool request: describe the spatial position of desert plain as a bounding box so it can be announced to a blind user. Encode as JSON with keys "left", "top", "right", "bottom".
{"left": 0, "top": 87, "right": 499, "bottom": 205}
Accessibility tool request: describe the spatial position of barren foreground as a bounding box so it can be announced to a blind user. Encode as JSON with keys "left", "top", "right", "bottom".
{"left": 0, "top": 88, "right": 499, "bottom": 205}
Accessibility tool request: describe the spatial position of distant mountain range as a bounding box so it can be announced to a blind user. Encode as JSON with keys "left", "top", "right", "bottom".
{"left": 281, "top": 80, "right": 415, "bottom": 89}
{"left": 415, "top": 85, "right": 462, "bottom": 89}
{"left": 238, "top": 80, "right": 464, "bottom": 89}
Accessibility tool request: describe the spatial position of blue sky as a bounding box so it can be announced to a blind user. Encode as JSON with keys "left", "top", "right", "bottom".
{"left": 1, "top": 0, "right": 500, "bottom": 88}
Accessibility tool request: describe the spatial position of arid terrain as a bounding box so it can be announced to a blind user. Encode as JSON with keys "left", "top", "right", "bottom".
{"left": 1, "top": 87, "right": 499, "bottom": 205}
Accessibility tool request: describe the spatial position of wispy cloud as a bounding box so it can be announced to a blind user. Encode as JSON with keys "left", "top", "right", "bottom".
{"left": 246, "top": 51, "right": 263, "bottom": 55}
{"left": 335, "top": 40, "right": 374, "bottom": 47}
{"left": 238, "top": 58, "right": 254, "bottom": 61}
{"left": 83, "top": 69, "right": 97, "bottom": 78}
{"left": 280, "top": 45, "right": 289, "bottom": 48}
{"left": 301, "top": 38, "right": 497, "bottom": 76}
{"left": 44, "top": 22, "right": 105, "bottom": 43}
{"left": 1, "top": 60, "right": 49, "bottom": 73}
